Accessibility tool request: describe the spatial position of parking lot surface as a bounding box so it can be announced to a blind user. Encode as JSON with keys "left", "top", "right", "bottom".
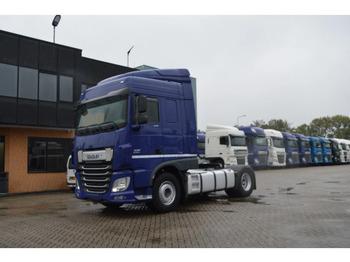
{"left": 0, "top": 165, "right": 350, "bottom": 248}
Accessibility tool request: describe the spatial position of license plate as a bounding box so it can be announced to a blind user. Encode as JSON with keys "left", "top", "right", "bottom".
{"left": 69, "top": 177, "right": 76, "bottom": 181}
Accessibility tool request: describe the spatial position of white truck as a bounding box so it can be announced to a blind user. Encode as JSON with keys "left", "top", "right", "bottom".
{"left": 204, "top": 124, "right": 248, "bottom": 167}
{"left": 264, "top": 129, "right": 286, "bottom": 167}
{"left": 335, "top": 138, "right": 350, "bottom": 163}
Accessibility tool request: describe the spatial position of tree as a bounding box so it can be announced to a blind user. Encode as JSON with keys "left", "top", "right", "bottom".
{"left": 250, "top": 115, "right": 350, "bottom": 138}
{"left": 250, "top": 119, "right": 293, "bottom": 132}
{"left": 293, "top": 124, "right": 311, "bottom": 136}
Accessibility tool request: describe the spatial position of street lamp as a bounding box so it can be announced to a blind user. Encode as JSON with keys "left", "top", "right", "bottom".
{"left": 127, "top": 45, "right": 134, "bottom": 67}
{"left": 237, "top": 115, "right": 246, "bottom": 127}
{"left": 52, "top": 15, "right": 61, "bottom": 43}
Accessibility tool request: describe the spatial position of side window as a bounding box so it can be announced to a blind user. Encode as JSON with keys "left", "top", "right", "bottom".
{"left": 220, "top": 136, "right": 229, "bottom": 146}
{"left": 146, "top": 98, "right": 159, "bottom": 123}
{"left": 133, "top": 95, "right": 159, "bottom": 124}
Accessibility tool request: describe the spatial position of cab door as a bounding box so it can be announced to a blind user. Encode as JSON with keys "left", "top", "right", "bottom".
{"left": 130, "top": 95, "right": 162, "bottom": 188}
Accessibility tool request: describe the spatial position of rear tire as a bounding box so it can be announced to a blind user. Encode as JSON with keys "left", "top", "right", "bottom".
{"left": 147, "top": 173, "right": 181, "bottom": 213}
{"left": 225, "top": 167, "right": 254, "bottom": 197}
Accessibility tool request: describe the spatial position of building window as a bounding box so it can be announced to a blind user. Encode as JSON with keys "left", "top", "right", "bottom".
{"left": 39, "top": 73, "right": 57, "bottom": 102}
{"left": 28, "top": 137, "right": 73, "bottom": 173}
{"left": 59, "top": 75, "right": 73, "bottom": 102}
{"left": 19, "top": 67, "right": 38, "bottom": 99}
{"left": 0, "top": 63, "right": 17, "bottom": 97}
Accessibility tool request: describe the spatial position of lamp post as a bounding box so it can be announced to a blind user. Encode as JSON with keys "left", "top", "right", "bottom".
{"left": 127, "top": 45, "right": 134, "bottom": 67}
{"left": 52, "top": 15, "right": 61, "bottom": 43}
{"left": 237, "top": 115, "right": 246, "bottom": 127}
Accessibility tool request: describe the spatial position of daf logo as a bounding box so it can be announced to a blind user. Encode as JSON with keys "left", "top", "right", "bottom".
{"left": 87, "top": 154, "right": 100, "bottom": 160}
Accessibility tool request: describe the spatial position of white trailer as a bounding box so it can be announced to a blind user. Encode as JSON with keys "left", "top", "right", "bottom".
{"left": 204, "top": 124, "right": 248, "bottom": 167}
{"left": 264, "top": 129, "right": 286, "bottom": 167}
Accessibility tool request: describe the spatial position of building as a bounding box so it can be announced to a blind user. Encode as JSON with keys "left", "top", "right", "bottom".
{"left": 0, "top": 29, "right": 136, "bottom": 194}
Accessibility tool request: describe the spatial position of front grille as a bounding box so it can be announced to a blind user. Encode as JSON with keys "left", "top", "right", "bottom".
{"left": 292, "top": 152, "right": 299, "bottom": 164}
{"left": 317, "top": 152, "right": 323, "bottom": 161}
{"left": 305, "top": 152, "right": 311, "bottom": 162}
{"left": 327, "top": 152, "right": 332, "bottom": 161}
{"left": 237, "top": 158, "right": 245, "bottom": 165}
{"left": 235, "top": 150, "right": 248, "bottom": 157}
{"left": 258, "top": 151, "right": 268, "bottom": 164}
{"left": 78, "top": 162, "right": 112, "bottom": 194}
{"left": 277, "top": 154, "right": 285, "bottom": 164}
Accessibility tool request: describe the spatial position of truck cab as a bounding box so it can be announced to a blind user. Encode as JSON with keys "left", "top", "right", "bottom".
{"left": 238, "top": 126, "right": 268, "bottom": 168}
{"left": 319, "top": 138, "right": 332, "bottom": 164}
{"left": 330, "top": 138, "right": 341, "bottom": 164}
{"left": 343, "top": 139, "right": 350, "bottom": 163}
{"left": 264, "top": 129, "right": 286, "bottom": 167}
{"left": 292, "top": 133, "right": 312, "bottom": 165}
{"left": 282, "top": 132, "right": 300, "bottom": 166}
{"left": 204, "top": 124, "right": 248, "bottom": 167}
{"left": 308, "top": 137, "right": 323, "bottom": 164}
{"left": 73, "top": 69, "right": 256, "bottom": 213}
{"left": 331, "top": 138, "right": 347, "bottom": 163}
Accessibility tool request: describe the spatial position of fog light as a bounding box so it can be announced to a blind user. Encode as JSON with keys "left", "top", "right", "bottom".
{"left": 114, "top": 196, "right": 126, "bottom": 200}
{"left": 112, "top": 177, "right": 130, "bottom": 192}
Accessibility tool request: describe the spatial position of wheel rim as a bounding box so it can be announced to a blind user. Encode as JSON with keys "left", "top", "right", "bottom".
{"left": 158, "top": 181, "right": 176, "bottom": 206}
{"left": 241, "top": 172, "right": 252, "bottom": 192}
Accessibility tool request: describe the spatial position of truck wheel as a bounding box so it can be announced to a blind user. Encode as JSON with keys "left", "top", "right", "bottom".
{"left": 147, "top": 173, "right": 181, "bottom": 213}
{"left": 225, "top": 168, "right": 254, "bottom": 198}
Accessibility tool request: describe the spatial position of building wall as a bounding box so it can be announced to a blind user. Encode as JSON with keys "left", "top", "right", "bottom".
{"left": 0, "top": 29, "right": 136, "bottom": 194}
{"left": 0, "top": 127, "right": 74, "bottom": 193}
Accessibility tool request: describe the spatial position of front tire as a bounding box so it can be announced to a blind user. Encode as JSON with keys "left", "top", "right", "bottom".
{"left": 147, "top": 173, "right": 181, "bottom": 213}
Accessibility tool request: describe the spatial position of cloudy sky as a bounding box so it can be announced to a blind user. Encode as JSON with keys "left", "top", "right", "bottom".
{"left": 1, "top": 2, "right": 350, "bottom": 131}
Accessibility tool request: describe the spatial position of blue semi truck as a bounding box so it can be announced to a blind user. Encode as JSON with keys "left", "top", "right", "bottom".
{"left": 282, "top": 132, "right": 300, "bottom": 166}
{"left": 319, "top": 138, "right": 332, "bottom": 163}
{"left": 73, "top": 69, "right": 256, "bottom": 213}
{"left": 309, "top": 137, "right": 323, "bottom": 164}
{"left": 238, "top": 126, "right": 268, "bottom": 168}
{"left": 293, "top": 133, "right": 312, "bottom": 165}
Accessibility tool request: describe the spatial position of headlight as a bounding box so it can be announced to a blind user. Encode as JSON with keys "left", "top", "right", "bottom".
{"left": 76, "top": 180, "right": 80, "bottom": 190}
{"left": 112, "top": 177, "right": 130, "bottom": 192}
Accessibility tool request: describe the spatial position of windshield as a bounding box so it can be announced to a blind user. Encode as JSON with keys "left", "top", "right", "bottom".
{"left": 272, "top": 137, "right": 284, "bottom": 148}
{"left": 287, "top": 139, "right": 298, "bottom": 148}
{"left": 314, "top": 140, "right": 322, "bottom": 148}
{"left": 323, "top": 141, "right": 331, "bottom": 149}
{"left": 301, "top": 140, "right": 310, "bottom": 148}
{"left": 77, "top": 95, "right": 128, "bottom": 132}
{"left": 230, "top": 136, "right": 246, "bottom": 147}
{"left": 254, "top": 136, "right": 267, "bottom": 146}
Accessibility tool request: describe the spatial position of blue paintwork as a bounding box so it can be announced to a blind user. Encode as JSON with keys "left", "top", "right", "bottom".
{"left": 197, "top": 133, "right": 206, "bottom": 156}
{"left": 292, "top": 133, "right": 312, "bottom": 165}
{"left": 73, "top": 69, "right": 198, "bottom": 204}
{"left": 308, "top": 136, "right": 323, "bottom": 164}
{"left": 319, "top": 138, "right": 333, "bottom": 163}
{"left": 282, "top": 132, "right": 300, "bottom": 166}
{"left": 238, "top": 126, "right": 268, "bottom": 167}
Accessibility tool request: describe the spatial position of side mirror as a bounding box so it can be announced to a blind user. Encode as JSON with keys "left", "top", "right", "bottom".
{"left": 138, "top": 96, "right": 147, "bottom": 113}
{"left": 138, "top": 114, "right": 148, "bottom": 124}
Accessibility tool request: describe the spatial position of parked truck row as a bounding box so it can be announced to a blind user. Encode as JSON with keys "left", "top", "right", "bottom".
{"left": 197, "top": 126, "right": 350, "bottom": 169}
{"left": 72, "top": 69, "right": 257, "bottom": 213}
